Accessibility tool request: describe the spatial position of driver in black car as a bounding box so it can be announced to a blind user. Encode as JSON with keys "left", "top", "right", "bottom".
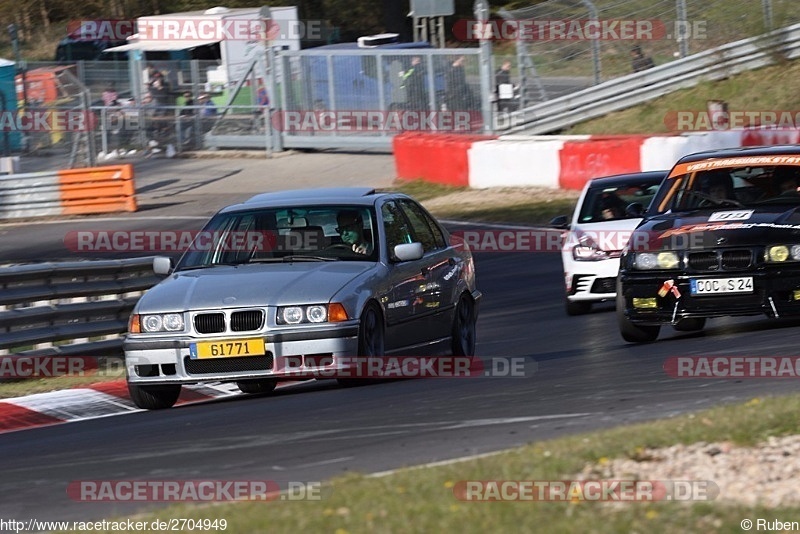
{"left": 700, "top": 171, "right": 735, "bottom": 201}
{"left": 774, "top": 167, "right": 800, "bottom": 194}
{"left": 336, "top": 210, "right": 373, "bottom": 255}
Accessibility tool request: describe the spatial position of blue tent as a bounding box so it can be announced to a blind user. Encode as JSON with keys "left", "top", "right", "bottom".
{"left": 0, "top": 58, "right": 21, "bottom": 153}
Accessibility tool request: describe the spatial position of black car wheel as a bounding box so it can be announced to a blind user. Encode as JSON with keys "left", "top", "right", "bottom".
{"left": 128, "top": 383, "right": 182, "bottom": 410}
{"left": 452, "top": 293, "right": 476, "bottom": 357}
{"left": 617, "top": 292, "right": 660, "bottom": 343}
{"left": 338, "top": 302, "right": 384, "bottom": 387}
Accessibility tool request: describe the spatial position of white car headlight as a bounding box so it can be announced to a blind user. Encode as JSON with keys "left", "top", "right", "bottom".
{"left": 571, "top": 232, "right": 611, "bottom": 262}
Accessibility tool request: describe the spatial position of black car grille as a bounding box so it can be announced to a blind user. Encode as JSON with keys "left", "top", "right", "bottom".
{"left": 194, "top": 313, "right": 225, "bottom": 334}
{"left": 686, "top": 249, "right": 753, "bottom": 272}
{"left": 590, "top": 277, "right": 616, "bottom": 294}
{"left": 687, "top": 252, "right": 717, "bottom": 271}
{"left": 721, "top": 250, "right": 753, "bottom": 269}
{"left": 184, "top": 354, "right": 274, "bottom": 374}
{"left": 231, "top": 310, "right": 264, "bottom": 332}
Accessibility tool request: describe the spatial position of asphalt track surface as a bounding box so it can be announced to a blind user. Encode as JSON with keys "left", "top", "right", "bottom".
{"left": 2, "top": 158, "right": 800, "bottom": 525}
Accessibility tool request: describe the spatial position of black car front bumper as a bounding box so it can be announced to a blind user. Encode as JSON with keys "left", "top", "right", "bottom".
{"left": 619, "top": 267, "right": 800, "bottom": 324}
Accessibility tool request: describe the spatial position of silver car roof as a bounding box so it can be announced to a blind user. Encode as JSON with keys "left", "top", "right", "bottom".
{"left": 220, "top": 187, "right": 393, "bottom": 213}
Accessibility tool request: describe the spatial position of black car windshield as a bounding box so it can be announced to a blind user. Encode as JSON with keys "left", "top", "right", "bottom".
{"left": 657, "top": 165, "right": 800, "bottom": 214}
{"left": 176, "top": 205, "right": 378, "bottom": 270}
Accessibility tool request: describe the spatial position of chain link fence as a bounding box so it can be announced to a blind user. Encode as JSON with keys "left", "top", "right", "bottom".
{"left": 498, "top": 0, "right": 800, "bottom": 105}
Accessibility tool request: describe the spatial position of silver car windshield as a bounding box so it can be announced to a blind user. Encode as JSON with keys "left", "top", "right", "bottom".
{"left": 176, "top": 205, "right": 378, "bottom": 270}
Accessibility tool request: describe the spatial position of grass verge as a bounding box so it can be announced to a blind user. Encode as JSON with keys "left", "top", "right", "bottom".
{"left": 391, "top": 179, "right": 579, "bottom": 226}
{"left": 59, "top": 394, "right": 800, "bottom": 533}
{"left": 565, "top": 59, "right": 800, "bottom": 135}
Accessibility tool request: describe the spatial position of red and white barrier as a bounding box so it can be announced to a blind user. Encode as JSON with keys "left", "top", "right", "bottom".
{"left": 468, "top": 139, "right": 565, "bottom": 188}
{"left": 392, "top": 129, "right": 799, "bottom": 191}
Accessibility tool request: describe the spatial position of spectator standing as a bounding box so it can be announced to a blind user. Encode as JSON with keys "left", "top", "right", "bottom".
{"left": 495, "top": 60, "right": 515, "bottom": 112}
{"left": 445, "top": 55, "right": 474, "bottom": 111}
{"left": 179, "top": 91, "right": 195, "bottom": 146}
{"left": 101, "top": 83, "right": 118, "bottom": 106}
{"left": 630, "top": 45, "right": 655, "bottom": 72}
{"left": 400, "top": 56, "right": 428, "bottom": 110}
{"left": 198, "top": 93, "right": 217, "bottom": 133}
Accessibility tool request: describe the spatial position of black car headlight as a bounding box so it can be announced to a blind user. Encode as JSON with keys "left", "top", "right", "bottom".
{"left": 632, "top": 251, "right": 680, "bottom": 270}
{"left": 765, "top": 245, "right": 800, "bottom": 262}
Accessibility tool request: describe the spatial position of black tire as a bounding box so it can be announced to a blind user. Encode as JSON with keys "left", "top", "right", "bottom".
{"left": 236, "top": 379, "right": 277, "bottom": 394}
{"left": 617, "top": 292, "right": 660, "bottom": 343}
{"left": 565, "top": 299, "right": 591, "bottom": 316}
{"left": 128, "top": 383, "right": 181, "bottom": 410}
{"left": 338, "top": 302, "right": 385, "bottom": 388}
{"left": 451, "top": 293, "right": 476, "bottom": 357}
{"left": 673, "top": 318, "right": 706, "bottom": 332}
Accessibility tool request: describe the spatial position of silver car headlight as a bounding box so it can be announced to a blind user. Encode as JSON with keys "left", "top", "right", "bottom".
{"left": 633, "top": 251, "right": 680, "bottom": 270}
{"left": 276, "top": 303, "right": 349, "bottom": 325}
{"left": 139, "top": 313, "right": 185, "bottom": 333}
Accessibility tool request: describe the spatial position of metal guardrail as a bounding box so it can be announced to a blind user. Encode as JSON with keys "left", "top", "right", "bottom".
{"left": 501, "top": 23, "right": 800, "bottom": 135}
{"left": 0, "top": 257, "right": 159, "bottom": 359}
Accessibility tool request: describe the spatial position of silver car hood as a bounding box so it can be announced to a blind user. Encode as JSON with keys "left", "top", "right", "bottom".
{"left": 137, "top": 262, "right": 375, "bottom": 312}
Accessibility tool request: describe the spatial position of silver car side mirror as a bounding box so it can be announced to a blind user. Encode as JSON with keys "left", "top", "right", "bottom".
{"left": 153, "top": 256, "right": 173, "bottom": 275}
{"left": 394, "top": 242, "right": 424, "bottom": 262}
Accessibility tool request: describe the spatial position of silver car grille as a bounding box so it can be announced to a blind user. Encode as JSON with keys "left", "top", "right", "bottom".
{"left": 193, "top": 310, "right": 265, "bottom": 334}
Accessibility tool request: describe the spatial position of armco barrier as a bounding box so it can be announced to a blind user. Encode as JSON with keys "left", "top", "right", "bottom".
{"left": 558, "top": 137, "right": 644, "bottom": 190}
{"left": 394, "top": 133, "right": 497, "bottom": 187}
{"left": 0, "top": 257, "right": 159, "bottom": 363}
{"left": 0, "top": 164, "right": 137, "bottom": 219}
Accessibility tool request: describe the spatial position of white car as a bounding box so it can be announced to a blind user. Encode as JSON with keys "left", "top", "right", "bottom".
{"left": 550, "top": 171, "right": 667, "bottom": 315}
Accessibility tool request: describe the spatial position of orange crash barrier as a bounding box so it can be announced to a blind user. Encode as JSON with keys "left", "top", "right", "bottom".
{"left": 57, "top": 164, "right": 137, "bottom": 215}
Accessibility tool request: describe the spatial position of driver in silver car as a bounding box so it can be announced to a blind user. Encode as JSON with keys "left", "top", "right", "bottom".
{"left": 336, "top": 210, "right": 373, "bottom": 255}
